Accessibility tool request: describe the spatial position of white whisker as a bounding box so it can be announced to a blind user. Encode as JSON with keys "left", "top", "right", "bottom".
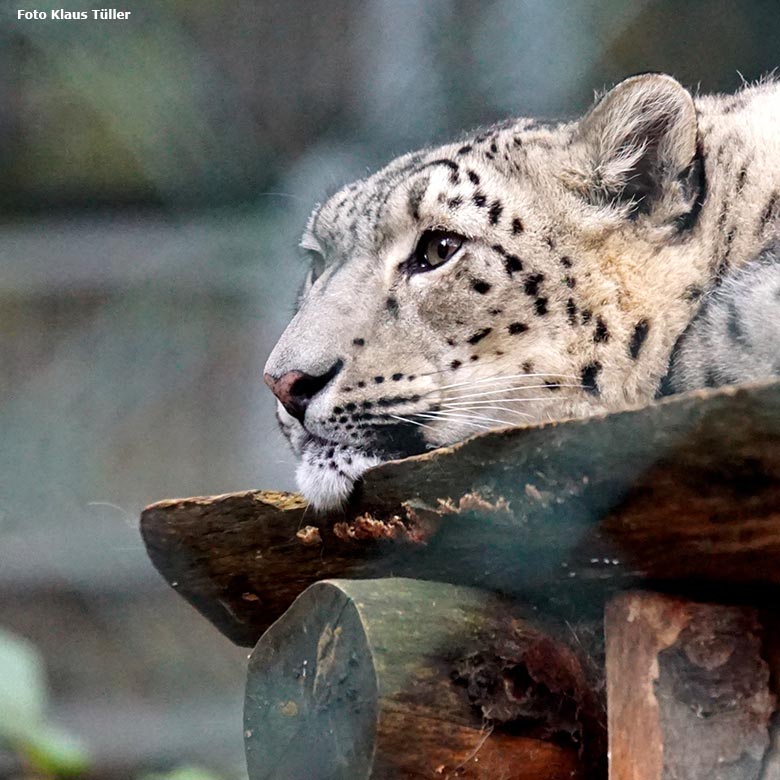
{"left": 387, "top": 413, "right": 437, "bottom": 431}
{"left": 432, "top": 372, "right": 582, "bottom": 393}
{"left": 418, "top": 410, "right": 509, "bottom": 427}
{"left": 442, "top": 385, "right": 583, "bottom": 402}
{"left": 443, "top": 397, "right": 557, "bottom": 407}
{"left": 440, "top": 404, "right": 534, "bottom": 418}
{"left": 414, "top": 413, "right": 493, "bottom": 430}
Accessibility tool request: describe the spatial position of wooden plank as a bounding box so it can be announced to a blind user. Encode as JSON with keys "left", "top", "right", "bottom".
{"left": 244, "top": 578, "right": 603, "bottom": 780}
{"left": 140, "top": 380, "right": 780, "bottom": 645}
{"left": 604, "top": 591, "right": 776, "bottom": 780}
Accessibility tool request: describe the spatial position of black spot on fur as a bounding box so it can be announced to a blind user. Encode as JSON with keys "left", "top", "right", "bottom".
{"left": 446, "top": 338, "right": 457, "bottom": 346}
{"left": 450, "top": 360, "right": 462, "bottom": 370}
{"left": 353, "top": 337, "right": 365, "bottom": 346}
{"left": 392, "top": 373, "right": 404, "bottom": 381}
{"left": 472, "top": 279, "right": 491, "bottom": 294}
{"left": 629, "top": 320, "right": 650, "bottom": 359}
{"left": 512, "top": 217, "right": 523, "bottom": 234}
{"left": 449, "top": 196, "right": 463, "bottom": 208}
{"left": 727, "top": 302, "right": 746, "bottom": 345}
{"left": 565, "top": 276, "right": 576, "bottom": 288}
{"left": 523, "top": 273, "right": 544, "bottom": 296}
{"left": 721, "top": 227, "right": 737, "bottom": 269}
{"left": 723, "top": 94, "right": 747, "bottom": 114}
{"left": 374, "top": 376, "right": 384, "bottom": 384}
{"left": 467, "top": 170, "right": 480, "bottom": 185}
{"left": 489, "top": 307, "right": 503, "bottom": 315}
{"left": 458, "top": 145, "right": 472, "bottom": 155}
{"left": 581, "top": 362, "right": 602, "bottom": 395}
{"left": 345, "top": 402, "right": 357, "bottom": 412}
{"left": 560, "top": 256, "right": 572, "bottom": 268}
{"left": 489, "top": 141, "right": 498, "bottom": 153}
{"left": 534, "top": 298, "right": 548, "bottom": 316}
{"left": 470, "top": 354, "right": 479, "bottom": 361}
{"left": 505, "top": 255, "right": 523, "bottom": 275}
{"left": 544, "top": 381, "right": 561, "bottom": 391}
{"left": 508, "top": 322, "right": 528, "bottom": 335}
{"left": 488, "top": 200, "right": 503, "bottom": 225}
{"left": 493, "top": 243, "right": 523, "bottom": 275}
{"left": 407, "top": 178, "right": 429, "bottom": 220}
{"left": 593, "top": 317, "right": 610, "bottom": 343}
{"left": 386, "top": 297, "right": 399, "bottom": 316}
{"left": 674, "top": 148, "right": 706, "bottom": 232}
{"left": 566, "top": 298, "right": 578, "bottom": 325}
{"left": 581, "top": 309, "right": 592, "bottom": 324}
{"left": 736, "top": 166, "right": 748, "bottom": 194}
{"left": 333, "top": 406, "right": 343, "bottom": 414}
{"left": 468, "top": 328, "right": 492, "bottom": 344}
{"left": 522, "top": 361, "right": 534, "bottom": 373}
{"left": 357, "top": 381, "right": 365, "bottom": 388}
{"left": 758, "top": 192, "right": 779, "bottom": 235}
{"left": 473, "top": 193, "right": 487, "bottom": 208}
{"left": 683, "top": 285, "right": 703, "bottom": 302}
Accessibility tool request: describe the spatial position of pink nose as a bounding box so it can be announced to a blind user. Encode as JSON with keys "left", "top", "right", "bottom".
{"left": 264, "top": 360, "right": 343, "bottom": 423}
{"left": 264, "top": 370, "right": 308, "bottom": 421}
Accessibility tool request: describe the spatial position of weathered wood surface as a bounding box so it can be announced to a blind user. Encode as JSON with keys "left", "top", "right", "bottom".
{"left": 244, "top": 578, "right": 604, "bottom": 780}
{"left": 141, "top": 380, "right": 780, "bottom": 645}
{"left": 605, "top": 591, "right": 778, "bottom": 780}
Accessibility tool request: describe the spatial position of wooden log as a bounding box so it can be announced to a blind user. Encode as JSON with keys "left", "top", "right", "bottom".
{"left": 244, "top": 578, "right": 605, "bottom": 780}
{"left": 140, "top": 380, "right": 780, "bottom": 645}
{"left": 604, "top": 591, "right": 777, "bottom": 780}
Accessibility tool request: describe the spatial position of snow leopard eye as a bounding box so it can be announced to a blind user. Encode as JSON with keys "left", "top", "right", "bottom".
{"left": 408, "top": 230, "right": 465, "bottom": 274}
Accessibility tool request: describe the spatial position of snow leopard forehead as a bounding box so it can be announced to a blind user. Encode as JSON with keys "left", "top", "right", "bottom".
{"left": 303, "top": 117, "right": 576, "bottom": 259}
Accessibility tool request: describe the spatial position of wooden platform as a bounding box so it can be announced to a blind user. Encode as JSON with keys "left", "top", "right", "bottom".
{"left": 141, "top": 379, "right": 780, "bottom": 647}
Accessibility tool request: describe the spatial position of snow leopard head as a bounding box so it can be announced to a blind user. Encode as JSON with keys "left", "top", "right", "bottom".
{"left": 265, "top": 73, "right": 708, "bottom": 510}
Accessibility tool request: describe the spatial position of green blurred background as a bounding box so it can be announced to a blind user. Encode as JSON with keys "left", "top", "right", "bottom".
{"left": 0, "top": 1, "right": 778, "bottom": 777}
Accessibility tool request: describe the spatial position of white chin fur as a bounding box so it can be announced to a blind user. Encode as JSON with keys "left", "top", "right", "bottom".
{"left": 296, "top": 445, "right": 383, "bottom": 512}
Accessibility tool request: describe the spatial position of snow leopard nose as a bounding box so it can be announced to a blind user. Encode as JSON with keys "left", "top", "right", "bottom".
{"left": 264, "top": 359, "right": 343, "bottom": 423}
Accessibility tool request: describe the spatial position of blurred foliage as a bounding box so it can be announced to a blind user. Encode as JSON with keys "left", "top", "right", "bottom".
{"left": 3, "top": 0, "right": 780, "bottom": 214}
{"left": 0, "top": 629, "right": 90, "bottom": 778}
{"left": 140, "top": 766, "right": 224, "bottom": 780}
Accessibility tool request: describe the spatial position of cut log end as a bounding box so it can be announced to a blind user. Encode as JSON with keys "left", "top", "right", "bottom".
{"left": 244, "top": 579, "right": 601, "bottom": 780}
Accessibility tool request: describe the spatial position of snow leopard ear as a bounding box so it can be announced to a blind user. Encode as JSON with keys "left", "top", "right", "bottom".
{"left": 571, "top": 73, "right": 699, "bottom": 219}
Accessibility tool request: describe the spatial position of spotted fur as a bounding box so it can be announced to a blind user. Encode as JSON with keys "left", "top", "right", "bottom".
{"left": 265, "top": 73, "right": 780, "bottom": 510}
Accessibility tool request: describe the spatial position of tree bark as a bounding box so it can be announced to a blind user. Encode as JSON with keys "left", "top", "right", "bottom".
{"left": 244, "top": 578, "right": 605, "bottom": 780}
{"left": 604, "top": 591, "right": 778, "bottom": 780}
{"left": 140, "top": 381, "right": 780, "bottom": 646}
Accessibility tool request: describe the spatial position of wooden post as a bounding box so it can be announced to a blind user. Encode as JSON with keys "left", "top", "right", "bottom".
{"left": 605, "top": 591, "right": 777, "bottom": 780}
{"left": 244, "top": 578, "right": 605, "bottom": 780}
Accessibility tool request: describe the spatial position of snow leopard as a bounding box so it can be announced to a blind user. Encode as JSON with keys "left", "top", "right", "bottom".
{"left": 264, "top": 73, "right": 780, "bottom": 511}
